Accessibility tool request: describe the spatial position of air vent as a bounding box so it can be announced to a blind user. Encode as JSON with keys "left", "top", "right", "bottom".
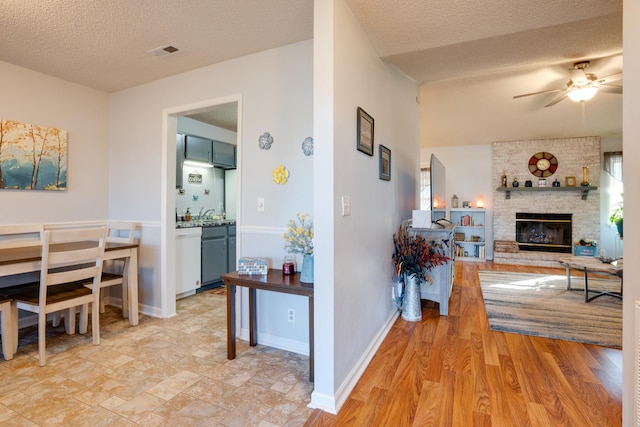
{"left": 148, "top": 44, "right": 180, "bottom": 58}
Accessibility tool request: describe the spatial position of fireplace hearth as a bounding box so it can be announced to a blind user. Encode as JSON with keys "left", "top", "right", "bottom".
{"left": 515, "top": 213, "right": 572, "bottom": 253}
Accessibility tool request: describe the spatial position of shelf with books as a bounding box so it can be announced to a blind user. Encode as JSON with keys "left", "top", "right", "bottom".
{"left": 450, "top": 208, "right": 486, "bottom": 262}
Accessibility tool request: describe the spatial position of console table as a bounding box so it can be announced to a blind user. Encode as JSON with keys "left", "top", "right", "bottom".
{"left": 221, "top": 270, "right": 314, "bottom": 382}
{"left": 410, "top": 222, "right": 456, "bottom": 315}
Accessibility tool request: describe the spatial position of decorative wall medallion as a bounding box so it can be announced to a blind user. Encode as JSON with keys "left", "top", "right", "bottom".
{"left": 272, "top": 165, "right": 289, "bottom": 184}
{"left": 528, "top": 152, "right": 558, "bottom": 177}
{"left": 259, "top": 132, "right": 273, "bottom": 150}
{"left": 302, "top": 137, "right": 313, "bottom": 156}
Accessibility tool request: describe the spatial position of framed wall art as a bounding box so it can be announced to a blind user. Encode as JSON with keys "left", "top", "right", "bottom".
{"left": 0, "top": 119, "right": 67, "bottom": 191}
{"left": 356, "top": 107, "right": 374, "bottom": 156}
{"left": 565, "top": 176, "right": 576, "bottom": 187}
{"left": 379, "top": 144, "right": 390, "bottom": 181}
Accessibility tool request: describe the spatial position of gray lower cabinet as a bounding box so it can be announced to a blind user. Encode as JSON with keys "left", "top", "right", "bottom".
{"left": 201, "top": 226, "right": 228, "bottom": 286}
{"left": 227, "top": 226, "right": 236, "bottom": 271}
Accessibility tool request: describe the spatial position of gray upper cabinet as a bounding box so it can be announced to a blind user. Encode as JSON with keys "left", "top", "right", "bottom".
{"left": 185, "top": 135, "right": 213, "bottom": 163}
{"left": 213, "top": 141, "right": 236, "bottom": 168}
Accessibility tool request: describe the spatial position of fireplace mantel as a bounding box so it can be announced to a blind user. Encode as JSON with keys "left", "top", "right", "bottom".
{"left": 496, "top": 186, "right": 597, "bottom": 200}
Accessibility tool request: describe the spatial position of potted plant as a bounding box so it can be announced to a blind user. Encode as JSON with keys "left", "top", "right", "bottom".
{"left": 392, "top": 222, "right": 450, "bottom": 321}
{"left": 609, "top": 193, "right": 623, "bottom": 238}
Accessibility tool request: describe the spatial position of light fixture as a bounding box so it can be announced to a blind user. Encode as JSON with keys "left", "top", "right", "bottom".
{"left": 183, "top": 160, "right": 214, "bottom": 168}
{"left": 476, "top": 196, "right": 485, "bottom": 208}
{"left": 567, "top": 86, "right": 598, "bottom": 103}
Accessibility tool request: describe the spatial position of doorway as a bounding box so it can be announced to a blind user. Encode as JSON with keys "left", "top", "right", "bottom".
{"left": 161, "top": 95, "right": 242, "bottom": 318}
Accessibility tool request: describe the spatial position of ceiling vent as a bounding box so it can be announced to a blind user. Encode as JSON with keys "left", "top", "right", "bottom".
{"left": 148, "top": 45, "right": 180, "bottom": 58}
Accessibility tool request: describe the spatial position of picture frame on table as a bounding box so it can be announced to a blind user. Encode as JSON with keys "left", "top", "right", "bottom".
{"left": 565, "top": 176, "right": 577, "bottom": 187}
{"left": 356, "top": 107, "right": 374, "bottom": 156}
{"left": 379, "top": 145, "right": 391, "bottom": 181}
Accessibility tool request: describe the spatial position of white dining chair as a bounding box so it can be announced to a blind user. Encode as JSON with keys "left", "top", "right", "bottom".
{"left": 0, "top": 295, "right": 13, "bottom": 360}
{"left": 92, "top": 221, "right": 137, "bottom": 316}
{"left": 10, "top": 226, "right": 106, "bottom": 366}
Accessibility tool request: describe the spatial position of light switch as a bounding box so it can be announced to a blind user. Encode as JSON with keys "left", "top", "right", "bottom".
{"left": 342, "top": 196, "right": 351, "bottom": 216}
{"left": 257, "top": 197, "right": 265, "bottom": 212}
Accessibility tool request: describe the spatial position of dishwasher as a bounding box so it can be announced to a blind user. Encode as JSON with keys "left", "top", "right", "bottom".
{"left": 176, "top": 227, "right": 202, "bottom": 298}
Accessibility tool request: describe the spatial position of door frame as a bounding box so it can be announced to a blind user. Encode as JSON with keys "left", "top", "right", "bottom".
{"left": 160, "top": 94, "right": 242, "bottom": 318}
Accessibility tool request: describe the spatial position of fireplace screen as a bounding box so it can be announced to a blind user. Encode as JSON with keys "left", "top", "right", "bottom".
{"left": 515, "top": 213, "right": 572, "bottom": 253}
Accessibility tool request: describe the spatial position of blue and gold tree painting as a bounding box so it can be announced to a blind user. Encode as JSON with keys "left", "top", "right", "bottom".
{"left": 0, "top": 119, "right": 67, "bottom": 190}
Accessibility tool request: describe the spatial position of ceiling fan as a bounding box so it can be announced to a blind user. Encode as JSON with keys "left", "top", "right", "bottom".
{"left": 514, "top": 61, "right": 622, "bottom": 107}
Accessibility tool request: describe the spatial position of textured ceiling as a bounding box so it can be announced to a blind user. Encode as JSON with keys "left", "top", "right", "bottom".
{"left": 0, "top": 0, "right": 623, "bottom": 133}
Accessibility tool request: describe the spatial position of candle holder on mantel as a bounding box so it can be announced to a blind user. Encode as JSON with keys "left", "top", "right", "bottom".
{"left": 581, "top": 166, "right": 591, "bottom": 186}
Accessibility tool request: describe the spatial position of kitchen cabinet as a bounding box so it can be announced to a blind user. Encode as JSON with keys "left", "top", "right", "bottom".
{"left": 201, "top": 226, "right": 228, "bottom": 286}
{"left": 227, "top": 225, "right": 236, "bottom": 271}
{"left": 213, "top": 141, "right": 236, "bottom": 168}
{"left": 185, "top": 135, "right": 213, "bottom": 163}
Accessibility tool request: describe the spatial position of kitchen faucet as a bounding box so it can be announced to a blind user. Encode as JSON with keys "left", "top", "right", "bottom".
{"left": 201, "top": 208, "right": 217, "bottom": 220}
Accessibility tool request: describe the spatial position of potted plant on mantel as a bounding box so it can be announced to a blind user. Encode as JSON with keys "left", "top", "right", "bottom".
{"left": 609, "top": 193, "right": 623, "bottom": 238}
{"left": 392, "top": 222, "right": 450, "bottom": 322}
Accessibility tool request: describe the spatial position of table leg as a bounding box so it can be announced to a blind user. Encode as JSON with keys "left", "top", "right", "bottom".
{"left": 583, "top": 267, "right": 589, "bottom": 303}
{"left": 249, "top": 288, "right": 257, "bottom": 346}
{"left": 127, "top": 248, "right": 139, "bottom": 326}
{"left": 227, "top": 283, "right": 236, "bottom": 359}
{"left": 565, "top": 265, "right": 572, "bottom": 290}
{"left": 308, "top": 294, "right": 314, "bottom": 383}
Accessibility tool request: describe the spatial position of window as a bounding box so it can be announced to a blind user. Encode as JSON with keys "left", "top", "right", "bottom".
{"left": 604, "top": 151, "right": 623, "bottom": 206}
{"left": 420, "top": 167, "right": 430, "bottom": 210}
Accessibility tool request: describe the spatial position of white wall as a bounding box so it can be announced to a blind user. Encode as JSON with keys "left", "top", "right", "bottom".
{"left": 0, "top": 61, "right": 110, "bottom": 223}
{"left": 622, "top": 0, "right": 639, "bottom": 424}
{"left": 312, "top": 0, "right": 420, "bottom": 413}
{"left": 108, "top": 40, "right": 314, "bottom": 342}
{"left": 421, "top": 146, "right": 494, "bottom": 259}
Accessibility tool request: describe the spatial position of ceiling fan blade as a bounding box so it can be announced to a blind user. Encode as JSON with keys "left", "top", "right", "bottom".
{"left": 513, "top": 88, "right": 565, "bottom": 99}
{"left": 597, "top": 72, "right": 622, "bottom": 85}
{"left": 544, "top": 93, "right": 568, "bottom": 107}
{"left": 599, "top": 85, "right": 622, "bottom": 94}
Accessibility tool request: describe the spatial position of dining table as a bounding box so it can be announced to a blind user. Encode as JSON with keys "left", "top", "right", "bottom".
{"left": 0, "top": 241, "right": 140, "bottom": 326}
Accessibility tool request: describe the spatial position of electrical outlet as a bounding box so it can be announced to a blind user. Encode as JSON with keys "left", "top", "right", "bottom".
{"left": 288, "top": 308, "right": 295, "bottom": 323}
{"left": 341, "top": 195, "right": 351, "bottom": 216}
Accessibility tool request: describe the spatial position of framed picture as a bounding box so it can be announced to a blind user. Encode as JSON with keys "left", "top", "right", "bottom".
{"left": 357, "top": 107, "right": 374, "bottom": 156}
{"left": 565, "top": 176, "right": 576, "bottom": 187}
{"left": 379, "top": 145, "right": 391, "bottom": 181}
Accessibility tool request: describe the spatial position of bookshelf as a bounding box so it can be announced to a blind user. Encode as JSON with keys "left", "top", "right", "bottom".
{"left": 450, "top": 208, "right": 486, "bottom": 261}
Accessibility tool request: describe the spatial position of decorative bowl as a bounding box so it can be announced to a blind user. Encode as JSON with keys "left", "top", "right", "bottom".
{"left": 598, "top": 256, "right": 613, "bottom": 264}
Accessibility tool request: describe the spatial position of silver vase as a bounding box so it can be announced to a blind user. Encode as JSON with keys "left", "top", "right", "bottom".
{"left": 402, "top": 274, "right": 422, "bottom": 321}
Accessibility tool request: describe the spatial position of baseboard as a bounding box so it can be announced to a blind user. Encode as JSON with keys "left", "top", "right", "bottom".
{"left": 238, "top": 327, "right": 309, "bottom": 355}
{"left": 308, "top": 308, "right": 400, "bottom": 414}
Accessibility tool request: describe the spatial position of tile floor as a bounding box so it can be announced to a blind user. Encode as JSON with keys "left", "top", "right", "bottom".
{"left": 0, "top": 289, "right": 315, "bottom": 426}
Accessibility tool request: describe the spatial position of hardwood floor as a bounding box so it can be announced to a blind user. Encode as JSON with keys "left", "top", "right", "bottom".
{"left": 306, "top": 261, "right": 622, "bottom": 426}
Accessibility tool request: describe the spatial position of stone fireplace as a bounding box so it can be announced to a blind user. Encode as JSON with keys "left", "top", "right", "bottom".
{"left": 492, "top": 136, "right": 600, "bottom": 266}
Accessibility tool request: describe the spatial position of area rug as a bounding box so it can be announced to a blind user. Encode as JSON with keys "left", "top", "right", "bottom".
{"left": 477, "top": 270, "right": 622, "bottom": 348}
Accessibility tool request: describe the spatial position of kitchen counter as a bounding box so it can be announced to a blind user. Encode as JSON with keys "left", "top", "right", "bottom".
{"left": 176, "top": 220, "right": 236, "bottom": 228}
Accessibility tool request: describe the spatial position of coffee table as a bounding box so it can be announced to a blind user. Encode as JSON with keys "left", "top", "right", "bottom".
{"left": 558, "top": 256, "right": 623, "bottom": 302}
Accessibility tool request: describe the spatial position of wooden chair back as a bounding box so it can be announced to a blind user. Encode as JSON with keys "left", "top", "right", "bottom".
{"left": 106, "top": 221, "right": 137, "bottom": 244}
{"left": 40, "top": 226, "right": 107, "bottom": 300}
{"left": 0, "top": 224, "right": 43, "bottom": 249}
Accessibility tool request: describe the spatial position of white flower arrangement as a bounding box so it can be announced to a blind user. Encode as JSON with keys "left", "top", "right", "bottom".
{"left": 283, "top": 213, "right": 314, "bottom": 255}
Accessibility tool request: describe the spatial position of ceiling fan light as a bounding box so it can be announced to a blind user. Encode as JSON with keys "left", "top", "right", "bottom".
{"left": 567, "top": 86, "right": 598, "bottom": 102}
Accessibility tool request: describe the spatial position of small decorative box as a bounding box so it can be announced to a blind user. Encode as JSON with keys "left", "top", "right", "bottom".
{"left": 238, "top": 257, "right": 269, "bottom": 275}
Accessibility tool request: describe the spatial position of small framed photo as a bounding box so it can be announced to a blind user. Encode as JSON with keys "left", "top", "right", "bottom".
{"left": 379, "top": 145, "right": 391, "bottom": 181}
{"left": 565, "top": 176, "right": 576, "bottom": 187}
{"left": 357, "top": 107, "right": 374, "bottom": 156}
